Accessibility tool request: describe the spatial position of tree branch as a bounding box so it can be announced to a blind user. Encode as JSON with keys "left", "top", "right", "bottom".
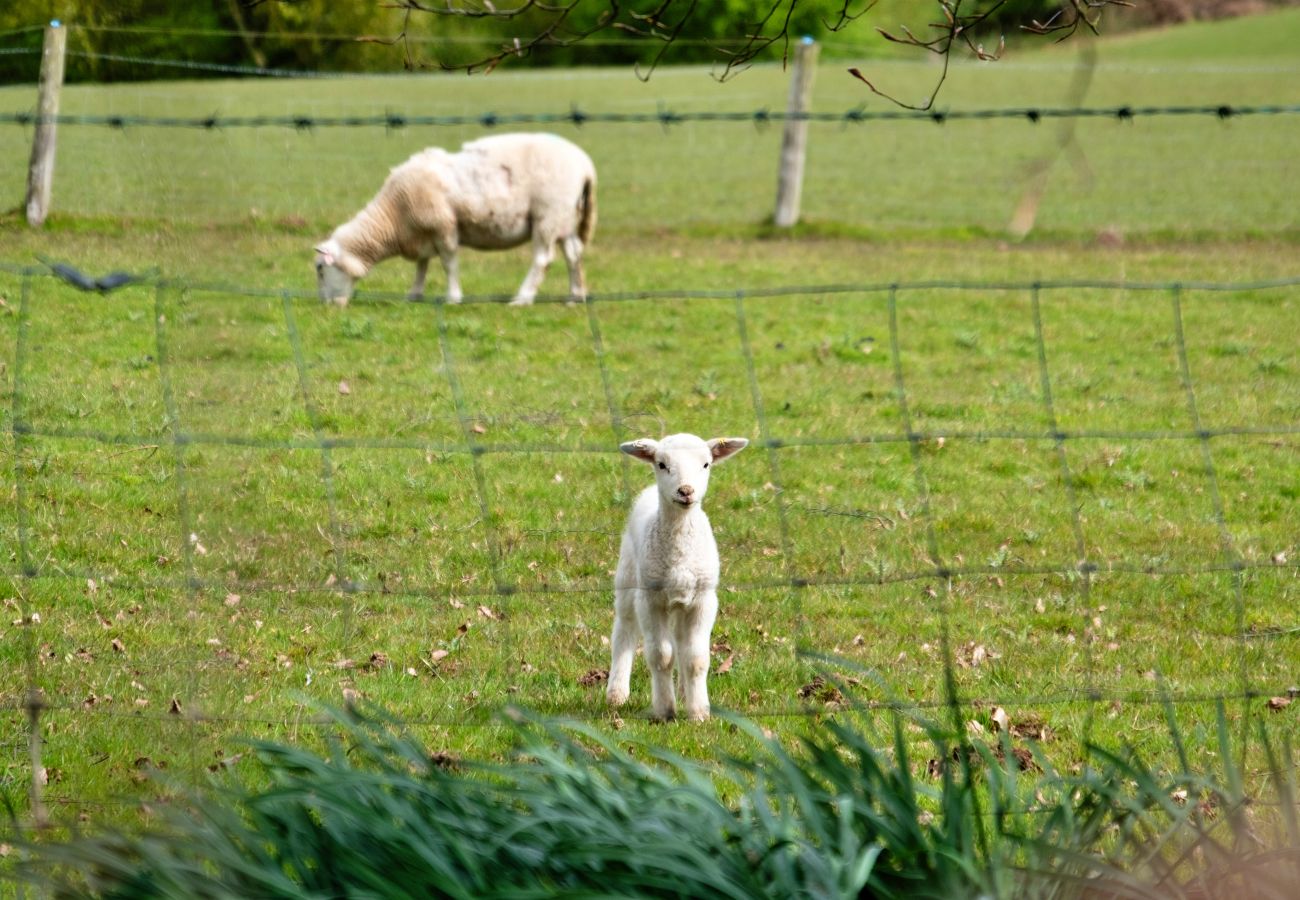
{"left": 244, "top": 0, "right": 1131, "bottom": 105}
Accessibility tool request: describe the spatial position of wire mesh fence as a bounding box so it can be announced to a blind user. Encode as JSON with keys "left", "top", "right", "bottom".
{"left": 2, "top": 275, "right": 1298, "bottom": 819}
{"left": 1, "top": 25, "right": 1298, "bottom": 824}
{"left": 3, "top": 268, "right": 1296, "bottom": 749}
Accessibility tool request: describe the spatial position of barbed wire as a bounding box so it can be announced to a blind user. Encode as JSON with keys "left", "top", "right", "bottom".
{"left": 3, "top": 103, "right": 1298, "bottom": 130}
{"left": 52, "top": 23, "right": 816, "bottom": 47}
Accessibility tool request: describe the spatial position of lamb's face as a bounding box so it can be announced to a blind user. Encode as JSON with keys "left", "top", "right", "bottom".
{"left": 653, "top": 435, "right": 714, "bottom": 509}
{"left": 314, "top": 243, "right": 356, "bottom": 306}
{"left": 621, "top": 433, "right": 749, "bottom": 509}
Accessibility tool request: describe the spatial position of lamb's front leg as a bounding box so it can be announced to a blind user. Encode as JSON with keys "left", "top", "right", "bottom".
{"left": 641, "top": 596, "right": 676, "bottom": 721}
{"left": 676, "top": 592, "right": 718, "bottom": 722}
{"left": 408, "top": 258, "right": 429, "bottom": 301}
{"left": 606, "top": 585, "right": 638, "bottom": 708}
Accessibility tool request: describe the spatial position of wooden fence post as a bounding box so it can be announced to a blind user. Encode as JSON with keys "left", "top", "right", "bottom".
{"left": 773, "top": 37, "right": 819, "bottom": 228}
{"left": 25, "top": 20, "right": 68, "bottom": 228}
{"left": 27, "top": 689, "right": 49, "bottom": 829}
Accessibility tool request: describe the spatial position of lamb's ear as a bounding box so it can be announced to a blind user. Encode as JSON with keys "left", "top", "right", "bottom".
{"left": 313, "top": 245, "right": 336, "bottom": 267}
{"left": 620, "top": 439, "right": 659, "bottom": 463}
{"left": 707, "top": 437, "right": 749, "bottom": 463}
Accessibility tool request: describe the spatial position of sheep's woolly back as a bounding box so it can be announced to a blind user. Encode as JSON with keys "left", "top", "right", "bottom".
{"left": 328, "top": 134, "right": 595, "bottom": 273}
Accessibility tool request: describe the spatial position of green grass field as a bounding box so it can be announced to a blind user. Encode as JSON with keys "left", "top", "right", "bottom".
{"left": 0, "top": 9, "right": 1298, "bottom": 828}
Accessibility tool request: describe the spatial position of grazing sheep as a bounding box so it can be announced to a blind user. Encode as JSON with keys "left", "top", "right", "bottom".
{"left": 314, "top": 132, "right": 596, "bottom": 306}
{"left": 607, "top": 433, "right": 749, "bottom": 721}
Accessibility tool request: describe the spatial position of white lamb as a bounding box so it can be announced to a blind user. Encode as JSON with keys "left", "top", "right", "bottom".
{"left": 607, "top": 433, "right": 749, "bottom": 722}
{"left": 313, "top": 132, "right": 596, "bottom": 306}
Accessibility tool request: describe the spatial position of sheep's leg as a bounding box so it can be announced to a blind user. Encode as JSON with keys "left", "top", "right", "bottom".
{"left": 508, "top": 234, "right": 555, "bottom": 307}
{"left": 561, "top": 235, "right": 586, "bottom": 304}
{"left": 676, "top": 592, "right": 717, "bottom": 722}
{"left": 641, "top": 595, "right": 676, "bottom": 721}
{"left": 408, "top": 258, "right": 429, "bottom": 301}
{"left": 607, "top": 581, "right": 638, "bottom": 708}
{"left": 438, "top": 245, "right": 462, "bottom": 305}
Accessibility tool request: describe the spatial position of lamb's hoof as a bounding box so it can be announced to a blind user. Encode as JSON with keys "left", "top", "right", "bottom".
{"left": 606, "top": 687, "right": 628, "bottom": 707}
{"left": 650, "top": 708, "right": 677, "bottom": 724}
{"left": 507, "top": 295, "right": 535, "bottom": 307}
{"left": 684, "top": 707, "right": 710, "bottom": 723}
{"left": 406, "top": 292, "right": 423, "bottom": 303}
{"left": 564, "top": 294, "right": 587, "bottom": 307}
{"left": 444, "top": 296, "right": 463, "bottom": 306}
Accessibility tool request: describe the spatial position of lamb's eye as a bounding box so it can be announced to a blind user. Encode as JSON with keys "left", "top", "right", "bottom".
{"left": 703, "top": 462, "right": 709, "bottom": 469}
{"left": 657, "top": 462, "right": 667, "bottom": 471}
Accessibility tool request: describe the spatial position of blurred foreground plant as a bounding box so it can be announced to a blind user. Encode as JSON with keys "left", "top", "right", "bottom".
{"left": 7, "top": 696, "right": 1298, "bottom": 899}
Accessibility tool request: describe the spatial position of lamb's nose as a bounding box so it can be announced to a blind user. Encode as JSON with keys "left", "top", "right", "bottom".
{"left": 677, "top": 485, "right": 695, "bottom": 499}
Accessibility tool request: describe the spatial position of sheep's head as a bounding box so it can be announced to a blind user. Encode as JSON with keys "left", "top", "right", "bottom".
{"left": 313, "top": 239, "right": 362, "bottom": 306}
{"left": 620, "top": 433, "right": 748, "bottom": 509}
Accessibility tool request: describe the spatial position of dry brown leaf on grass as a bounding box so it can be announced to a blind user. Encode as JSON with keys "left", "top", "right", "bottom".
{"left": 578, "top": 669, "right": 608, "bottom": 687}
{"left": 711, "top": 641, "right": 735, "bottom": 675}
{"left": 955, "top": 641, "right": 999, "bottom": 669}
{"left": 1267, "top": 696, "right": 1292, "bottom": 712}
{"left": 429, "top": 750, "right": 460, "bottom": 770}
{"left": 1010, "top": 715, "right": 1054, "bottom": 743}
{"left": 208, "top": 752, "right": 245, "bottom": 773}
{"left": 998, "top": 745, "right": 1038, "bottom": 772}
{"left": 797, "top": 676, "right": 844, "bottom": 707}
{"left": 477, "top": 605, "right": 498, "bottom": 620}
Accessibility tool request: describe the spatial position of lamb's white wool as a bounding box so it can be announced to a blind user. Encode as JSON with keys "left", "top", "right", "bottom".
{"left": 313, "top": 132, "right": 596, "bottom": 306}
{"left": 607, "top": 433, "right": 749, "bottom": 721}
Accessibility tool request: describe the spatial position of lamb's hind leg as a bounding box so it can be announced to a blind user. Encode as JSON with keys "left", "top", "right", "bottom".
{"left": 508, "top": 232, "right": 555, "bottom": 307}
{"left": 561, "top": 235, "right": 586, "bottom": 304}
{"left": 676, "top": 593, "right": 717, "bottom": 722}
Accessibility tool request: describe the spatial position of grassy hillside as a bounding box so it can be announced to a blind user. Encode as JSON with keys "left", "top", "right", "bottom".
{"left": 1090, "top": 5, "right": 1300, "bottom": 62}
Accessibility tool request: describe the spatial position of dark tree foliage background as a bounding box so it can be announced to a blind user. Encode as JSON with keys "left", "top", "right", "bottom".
{"left": 0, "top": 1, "right": 1292, "bottom": 84}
